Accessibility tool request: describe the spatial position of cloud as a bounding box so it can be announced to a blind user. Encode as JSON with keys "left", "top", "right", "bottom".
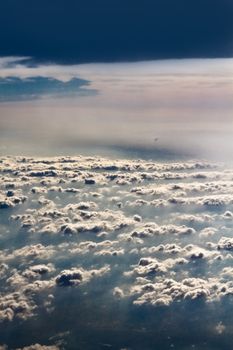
{"left": 217, "top": 237, "right": 233, "bottom": 251}
{"left": 1, "top": 154, "right": 233, "bottom": 348}
{"left": 0, "top": 77, "right": 97, "bottom": 102}
{"left": 55, "top": 266, "right": 109, "bottom": 287}
{"left": 16, "top": 345, "right": 60, "bottom": 350}
{"left": 131, "top": 256, "right": 187, "bottom": 277}
{"left": 125, "top": 276, "right": 233, "bottom": 306}
{"left": 130, "top": 224, "right": 196, "bottom": 239}
{"left": 0, "top": 291, "right": 34, "bottom": 322}
{"left": 0, "top": 57, "right": 233, "bottom": 160}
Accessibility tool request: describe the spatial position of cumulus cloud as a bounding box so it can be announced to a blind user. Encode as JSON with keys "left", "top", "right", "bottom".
{"left": 0, "top": 291, "right": 34, "bottom": 322}
{"left": 1, "top": 154, "right": 233, "bottom": 348}
{"left": 217, "top": 237, "right": 233, "bottom": 251}
{"left": 55, "top": 266, "right": 109, "bottom": 287}
{"left": 125, "top": 276, "right": 233, "bottom": 306}
{"left": 16, "top": 345, "right": 60, "bottom": 350}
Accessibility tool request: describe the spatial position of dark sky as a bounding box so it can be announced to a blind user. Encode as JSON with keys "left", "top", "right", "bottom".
{"left": 0, "top": 0, "right": 233, "bottom": 63}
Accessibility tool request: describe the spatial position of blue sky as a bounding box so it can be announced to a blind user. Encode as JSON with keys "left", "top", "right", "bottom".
{"left": 0, "top": 0, "right": 233, "bottom": 62}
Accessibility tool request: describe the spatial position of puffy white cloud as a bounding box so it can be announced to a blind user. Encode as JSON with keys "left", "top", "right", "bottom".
{"left": 0, "top": 291, "right": 34, "bottom": 322}
{"left": 16, "top": 345, "right": 60, "bottom": 350}
{"left": 55, "top": 266, "right": 109, "bottom": 287}
{"left": 132, "top": 256, "right": 187, "bottom": 276}
{"left": 130, "top": 223, "right": 195, "bottom": 239}
{"left": 126, "top": 276, "right": 233, "bottom": 306}
{"left": 217, "top": 237, "right": 233, "bottom": 251}
{"left": 1, "top": 154, "right": 233, "bottom": 336}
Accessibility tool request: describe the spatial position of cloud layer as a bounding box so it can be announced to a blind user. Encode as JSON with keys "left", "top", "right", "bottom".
{"left": 0, "top": 57, "right": 233, "bottom": 160}
{"left": 1, "top": 155, "right": 233, "bottom": 348}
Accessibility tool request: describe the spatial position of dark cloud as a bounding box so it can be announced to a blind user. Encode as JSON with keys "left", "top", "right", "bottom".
{"left": 0, "top": 0, "right": 232, "bottom": 63}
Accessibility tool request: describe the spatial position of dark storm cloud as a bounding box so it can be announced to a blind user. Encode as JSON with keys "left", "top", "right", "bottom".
{"left": 0, "top": 0, "right": 232, "bottom": 63}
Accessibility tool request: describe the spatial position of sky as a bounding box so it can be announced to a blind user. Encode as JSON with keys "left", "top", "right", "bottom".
{"left": 1, "top": 3, "right": 233, "bottom": 350}
{"left": 0, "top": 1, "right": 233, "bottom": 159}
{"left": 0, "top": 57, "right": 233, "bottom": 159}
{"left": 0, "top": 0, "right": 233, "bottom": 62}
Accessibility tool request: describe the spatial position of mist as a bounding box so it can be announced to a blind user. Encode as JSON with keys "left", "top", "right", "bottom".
{"left": 0, "top": 57, "right": 233, "bottom": 160}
